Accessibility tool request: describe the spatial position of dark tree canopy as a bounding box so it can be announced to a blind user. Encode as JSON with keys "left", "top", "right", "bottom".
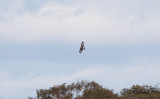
{"left": 35, "top": 80, "right": 119, "bottom": 99}
{"left": 120, "top": 85, "right": 160, "bottom": 99}
{"left": 29, "top": 81, "right": 160, "bottom": 99}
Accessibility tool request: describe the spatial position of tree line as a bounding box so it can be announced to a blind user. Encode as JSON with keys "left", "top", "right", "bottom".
{"left": 28, "top": 80, "right": 160, "bottom": 99}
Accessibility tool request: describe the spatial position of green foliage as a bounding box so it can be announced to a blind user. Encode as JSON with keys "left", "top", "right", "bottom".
{"left": 120, "top": 85, "right": 160, "bottom": 99}
{"left": 36, "top": 80, "right": 119, "bottom": 99}
{"left": 30, "top": 81, "right": 160, "bottom": 99}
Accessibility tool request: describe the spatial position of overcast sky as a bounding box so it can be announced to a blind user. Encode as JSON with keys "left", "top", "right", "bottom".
{"left": 1, "top": 0, "right": 160, "bottom": 99}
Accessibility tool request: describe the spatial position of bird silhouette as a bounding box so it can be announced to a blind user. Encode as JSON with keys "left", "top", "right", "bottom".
{"left": 79, "top": 42, "right": 85, "bottom": 53}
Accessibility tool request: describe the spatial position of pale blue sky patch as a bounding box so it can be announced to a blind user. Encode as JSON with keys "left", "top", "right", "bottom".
{"left": 0, "top": 0, "right": 160, "bottom": 99}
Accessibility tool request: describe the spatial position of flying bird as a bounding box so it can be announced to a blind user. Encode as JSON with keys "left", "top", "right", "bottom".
{"left": 79, "top": 42, "right": 85, "bottom": 53}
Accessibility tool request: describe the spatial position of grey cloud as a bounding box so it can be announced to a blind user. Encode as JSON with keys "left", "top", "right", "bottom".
{"left": 0, "top": 0, "right": 160, "bottom": 45}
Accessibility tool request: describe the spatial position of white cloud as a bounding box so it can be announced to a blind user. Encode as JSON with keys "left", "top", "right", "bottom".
{"left": 0, "top": 0, "right": 160, "bottom": 45}
{"left": 1, "top": 62, "right": 160, "bottom": 98}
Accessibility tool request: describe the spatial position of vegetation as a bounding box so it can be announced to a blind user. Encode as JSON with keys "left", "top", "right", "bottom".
{"left": 121, "top": 85, "right": 160, "bottom": 99}
{"left": 29, "top": 80, "right": 160, "bottom": 99}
